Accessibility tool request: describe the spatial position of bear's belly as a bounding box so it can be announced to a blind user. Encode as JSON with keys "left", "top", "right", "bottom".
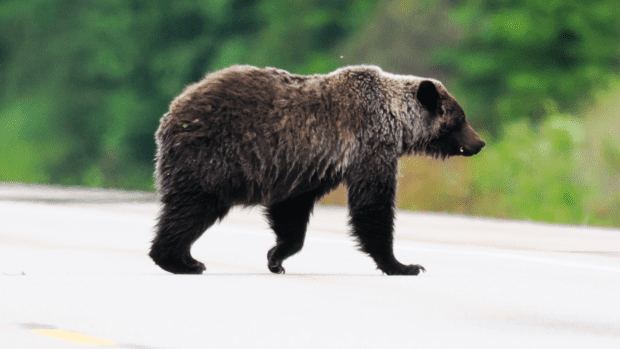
{"left": 224, "top": 169, "right": 343, "bottom": 207}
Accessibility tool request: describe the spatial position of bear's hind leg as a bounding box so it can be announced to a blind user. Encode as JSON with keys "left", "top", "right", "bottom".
{"left": 265, "top": 190, "right": 320, "bottom": 274}
{"left": 150, "top": 192, "right": 229, "bottom": 274}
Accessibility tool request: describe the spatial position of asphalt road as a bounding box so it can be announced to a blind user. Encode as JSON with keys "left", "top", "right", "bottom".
{"left": 1, "top": 183, "right": 619, "bottom": 348}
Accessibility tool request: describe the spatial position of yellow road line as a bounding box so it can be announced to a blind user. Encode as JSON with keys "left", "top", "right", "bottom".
{"left": 31, "top": 329, "right": 116, "bottom": 346}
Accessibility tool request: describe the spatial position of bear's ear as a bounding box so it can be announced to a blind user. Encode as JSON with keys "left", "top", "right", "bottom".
{"left": 417, "top": 80, "right": 439, "bottom": 112}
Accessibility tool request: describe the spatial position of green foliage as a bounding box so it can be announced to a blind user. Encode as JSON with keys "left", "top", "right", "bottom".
{"left": 0, "top": 0, "right": 379, "bottom": 190}
{"left": 468, "top": 116, "right": 586, "bottom": 223}
{"left": 437, "top": 0, "right": 620, "bottom": 135}
{"left": 250, "top": 0, "right": 379, "bottom": 74}
{"left": 0, "top": 91, "right": 67, "bottom": 184}
{"left": 461, "top": 114, "right": 620, "bottom": 227}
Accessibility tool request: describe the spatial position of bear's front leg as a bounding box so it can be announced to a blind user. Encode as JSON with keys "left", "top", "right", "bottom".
{"left": 346, "top": 161, "right": 426, "bottom": 275}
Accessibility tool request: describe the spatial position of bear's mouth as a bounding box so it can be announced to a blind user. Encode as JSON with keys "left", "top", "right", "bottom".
{"left": 458, "top": 145, "right": 484, "bottom": 157}
{"left": 423, "top": 130, "right": 485, "bottom": 159}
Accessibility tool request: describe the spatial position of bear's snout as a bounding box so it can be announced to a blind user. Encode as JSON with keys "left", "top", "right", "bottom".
{"left": 454, "top": 123, "right": 485, "bottom": 157}
{"left": 460, "top": 139, "right": 485, "bottom": 156}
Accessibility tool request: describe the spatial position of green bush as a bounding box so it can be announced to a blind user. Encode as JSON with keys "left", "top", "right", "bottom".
{"left": 465, "top": 114, "right": 620, "bottom": 227}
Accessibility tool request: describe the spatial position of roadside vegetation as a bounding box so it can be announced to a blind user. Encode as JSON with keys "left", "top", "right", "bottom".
{"left": 1, "top": 0, "right": 619, "bottom": 227}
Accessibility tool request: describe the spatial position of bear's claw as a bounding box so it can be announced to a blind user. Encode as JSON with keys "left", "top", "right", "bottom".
{"left": 150, "top": 250, "right": 206, "bottom": 274}
{"left": 268, "top": 263, "right": 286, "bottom": 274}
{"left": 402, "top": 264, "right": 425, "bottom": 275}
{"left": 267, "top": 247, "right": 286, "bottom": 274}
{"left": 381, "top": 264, "right": 426, "bottom": 275}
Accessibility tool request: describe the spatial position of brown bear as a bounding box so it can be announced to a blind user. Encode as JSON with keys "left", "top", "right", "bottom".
{"left": 150, "top": 64, "right": 485, "bottom": 275}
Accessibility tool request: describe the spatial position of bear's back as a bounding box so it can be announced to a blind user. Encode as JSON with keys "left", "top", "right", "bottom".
{"left": 156, "top": 66, "right": 360, "bottom": 205}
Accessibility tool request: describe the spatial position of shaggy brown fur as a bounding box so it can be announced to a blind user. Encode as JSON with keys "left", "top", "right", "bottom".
{"left": 150, "top": 65, "right": 485, "bottom": 275}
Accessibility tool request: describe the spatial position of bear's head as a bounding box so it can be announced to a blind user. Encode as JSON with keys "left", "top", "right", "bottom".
{"left": 406, "top": 80, "right": 485, "bottom": 159}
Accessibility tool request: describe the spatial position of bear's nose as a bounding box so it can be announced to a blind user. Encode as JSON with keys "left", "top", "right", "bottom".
{"left": 470, "top": 141, "right": 485, "bottom": 155}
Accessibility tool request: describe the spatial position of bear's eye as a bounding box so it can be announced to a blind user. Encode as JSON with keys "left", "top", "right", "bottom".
{"left": 438, "top": 123, "right": 457, "bottom": 137}
{"left": 443, "top": 118, "right": 464, "bottom": 134}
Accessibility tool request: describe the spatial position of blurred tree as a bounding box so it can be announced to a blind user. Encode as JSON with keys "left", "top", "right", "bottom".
{"left": 437, "top": 0, "right": 620, "bottom": 134}
{"left": 0, "top": 0, "right": 379, "bottom": 190}
{"left": 248, "top": 0, "right": 379, "bottom": 74}
{"left": 339, "top": 0, "right": 461, "bottom": 83}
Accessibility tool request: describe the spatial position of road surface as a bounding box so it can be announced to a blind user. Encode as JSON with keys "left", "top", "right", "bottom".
{"left": 1, "top": 183, "right": 619, "bottom": 348}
